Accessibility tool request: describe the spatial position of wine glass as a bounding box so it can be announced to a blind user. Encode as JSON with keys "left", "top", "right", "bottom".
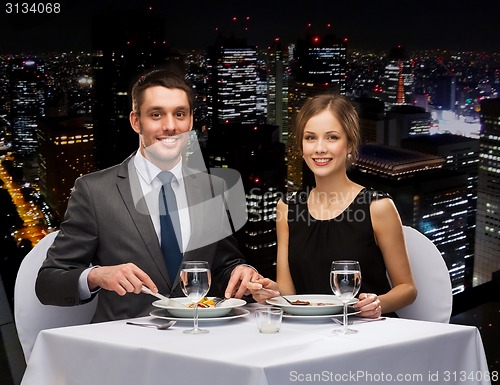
{"left": 330, "top": 260, "right": 362, "bottom": 335}
{"left": 179, "top": 261, "right": 211, "bottom": 334}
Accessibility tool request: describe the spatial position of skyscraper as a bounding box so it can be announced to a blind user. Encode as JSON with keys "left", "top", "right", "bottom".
{"left": 207, "top": 35, "right": 259, "bottom": 126}
{"left": 266, "top": 39, "right": 289, "bottom": 144}
{"left": 474, "top": 98, "right": 500, "bottom": 286}
{"left": 207, "top": 123, "right": 285, "bottom": 279}
{"left": 385, "top": 105, "right": 431, "bottom": 146}
{"left": 383, "top": 46, "right": 414, "bottom": 107}
{"left": 402, "top": 133, "right": 480, "bottom": 290}
{"left": 292, "top": 31, "right": 347, "bottom": 95}
{"left": 8, "top": 58, "right": 46, "bottom": 158}
{"left": 350, "top": 144, "right": 471, "bottom": 293}
{"left": 287, "top": 30, "right": 348, "bottom": 191}
{"left": 206, "top": 32, "right": 286, "bottom": 277}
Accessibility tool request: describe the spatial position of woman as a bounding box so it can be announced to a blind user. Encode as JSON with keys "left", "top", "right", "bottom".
{"left": 248, "top": 94, "right": 417, "bottom": 318}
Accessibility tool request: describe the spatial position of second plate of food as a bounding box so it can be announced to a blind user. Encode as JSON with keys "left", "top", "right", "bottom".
{"left": 266, "top": 294, "right": 358, "bottom": 316}
{"left": 152, "top": 297, "right": 246, "bottom": 318}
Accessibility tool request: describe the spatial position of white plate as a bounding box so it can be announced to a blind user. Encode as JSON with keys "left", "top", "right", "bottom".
{"left": 152, "top": 297, "right": 246, "bottom": 318}
{"left": 150, "top": 308, "right": 250, "bottom": 322}
{"left": 266, "top": 294, "right": 358, "bottom": 316}
{"left": 283, "top": 307, "right": 361, "bottom": 319}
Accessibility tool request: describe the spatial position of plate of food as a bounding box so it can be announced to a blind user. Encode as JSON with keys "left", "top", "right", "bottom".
{"left": 152, "top": 297, "right": 246, "bottom": 318}
{"left": 150, "top": 307, "right": 250, "bottom": 322}
{"left": 282, "top": 307, "right": 361, "bottom": 319}
{"left": 266, "top": 294, "right": 358, "bottom": 316}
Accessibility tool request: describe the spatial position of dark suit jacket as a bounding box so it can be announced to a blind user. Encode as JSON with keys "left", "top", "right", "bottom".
{"left": 35, "top": 153, "right": 246, "bottom": 322}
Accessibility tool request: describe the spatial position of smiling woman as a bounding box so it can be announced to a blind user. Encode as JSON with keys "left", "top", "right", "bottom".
{"left": 247, "top": 94, "right": 417, "bottom": 320}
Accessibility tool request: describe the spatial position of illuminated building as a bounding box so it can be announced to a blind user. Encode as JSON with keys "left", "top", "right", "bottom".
{"left": 8, "top": 58, "right": 46, "bottom": 157}
{"left": 207, "top": 123, "right": 286, "bottom": 279}
{"left": 474, "top": 98, "right": 500, "bottom": 286}
{"left": 293, "top": 31, "right": 347, "bottom": 94}
{"left": 37, "top": 116, "right": 95, "bottom": 219}
{"left": 287, "top": 30, "right": 348, "bottom": 192}
{"left": 402, "top": 133, "right": 480, "bottom": 290}
{"left": 208, "top": 36, "right": 259, "bottom": 125}
{"left": 385, "top": 105, "right": 431, "bottom": 146}
{"left": 206, "top": 29, "right": 283, "bottom": 274}
{"left": 383, "top": 46, "right": 414, "bottom": 107}
{"left": 349, "top": 143, "right": 471, "bottom": 294}
{"left": 207, "top": 33, "right": 285, "bottom": 277}
{"left": 266, "top": 39, "right": 289, "bottom": 144}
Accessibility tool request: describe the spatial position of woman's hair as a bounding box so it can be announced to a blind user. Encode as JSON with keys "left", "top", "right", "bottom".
{"left": 294, "top": 94, "right": 360, "bottom": 167}
{"left": 130, "top": 68, "right": 195, "bottom": 115}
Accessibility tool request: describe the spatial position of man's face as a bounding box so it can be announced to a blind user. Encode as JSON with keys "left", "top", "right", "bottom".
{"left": 130, "top": 86, "right": 193, "bottom": 169}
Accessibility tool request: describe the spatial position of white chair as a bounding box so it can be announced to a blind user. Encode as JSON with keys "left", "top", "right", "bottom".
{"left": 395, "top": 226, "right": 453, "bottom": 323}
{"left": 14, "top": 231, "right": 97, "bottom": 363}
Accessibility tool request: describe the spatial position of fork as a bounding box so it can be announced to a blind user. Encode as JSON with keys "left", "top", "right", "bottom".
{"left": 251, "top": 283, "right": 298, "bottom": 305}
{"left": 213, "top": 297, "right": 228, "bottom": 307}
{"left": 271, "top": 293, "right": 309, "bottom": 305}
{"left": 126, "top": 320, "right": 177, "bottom": 330}
{"left": 279, "top": 295, "right": 296, "bottom": 305}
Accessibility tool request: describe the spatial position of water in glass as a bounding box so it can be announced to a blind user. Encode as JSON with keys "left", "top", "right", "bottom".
{"left": 179, "top": 261, "right": 211, "bottom": 334}
{"left": 330, "top": 260, "right": 361, "bottom": 335}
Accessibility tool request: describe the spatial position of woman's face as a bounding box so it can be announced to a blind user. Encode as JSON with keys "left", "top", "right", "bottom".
{"left": 302, "top": 109, "right": 350, "bottom": 178}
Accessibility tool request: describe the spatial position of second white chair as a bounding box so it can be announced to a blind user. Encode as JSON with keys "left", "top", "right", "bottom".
{"left": 395, "top": 225, "right": 453, "bottom": 323}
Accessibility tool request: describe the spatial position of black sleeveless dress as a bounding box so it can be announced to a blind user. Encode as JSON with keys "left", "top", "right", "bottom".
{"left": 286, "top": 188, "right": 393, "bottom": 298}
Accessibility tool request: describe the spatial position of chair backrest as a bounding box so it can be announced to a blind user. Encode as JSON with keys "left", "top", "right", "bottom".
{"left": 14, "top": 231, "right": 97, "bottom": 363}
{"left": 395, "top": 226, "right": 452, "bottom": 323}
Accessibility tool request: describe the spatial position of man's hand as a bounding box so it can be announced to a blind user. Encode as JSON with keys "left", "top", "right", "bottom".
{"left": 224, "top": 265, "right": 262, "bottom": 299}
{"left": 87, "top": 263, "right": 157, "bottom": 296}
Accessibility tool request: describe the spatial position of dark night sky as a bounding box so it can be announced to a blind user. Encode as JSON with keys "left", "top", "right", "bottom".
{"left": 1, "top": 0, "right": 499, "bottom": 54}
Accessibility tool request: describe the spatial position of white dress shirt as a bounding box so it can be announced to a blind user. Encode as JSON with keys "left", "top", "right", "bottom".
{"left": 133, "top": 151, "right": 191, "bottom": 249}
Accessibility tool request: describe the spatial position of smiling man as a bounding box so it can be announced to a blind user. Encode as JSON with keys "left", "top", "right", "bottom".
{"left": 35, "top": 69, "right": 260, "bottom": 322}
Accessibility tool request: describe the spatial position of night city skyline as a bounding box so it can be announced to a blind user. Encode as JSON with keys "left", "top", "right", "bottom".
{"left": 1, "top": 0, "right": 499, "bottom": 288}
{"left": 1, "top": 0, "right": 500, "bottom": 54}
{"left": 0, "top": 2, "right": 499, "bottom": 381}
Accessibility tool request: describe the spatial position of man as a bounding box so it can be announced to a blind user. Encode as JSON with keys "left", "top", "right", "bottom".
{"left": 35, "top": 69, "right": 260, "bottom": 322}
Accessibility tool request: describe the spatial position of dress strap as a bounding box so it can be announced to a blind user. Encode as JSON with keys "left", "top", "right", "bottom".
{"left": 361, "top": 187, "right": 392, "bottom": 203}
{"left": 284, "top": 191, "right": 309, "bottom": 205}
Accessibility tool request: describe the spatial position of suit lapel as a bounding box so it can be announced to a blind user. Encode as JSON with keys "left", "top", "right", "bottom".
{"left": 117, "top": 157, "right": 170, "bottom": 286}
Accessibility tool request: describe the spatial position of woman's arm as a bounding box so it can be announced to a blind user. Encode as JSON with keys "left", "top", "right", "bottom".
{"left": 275, "top": 198, "right": 296, "bottom": 295}
{"left": 367, "top": 198, "right": 417, "bottom": 315}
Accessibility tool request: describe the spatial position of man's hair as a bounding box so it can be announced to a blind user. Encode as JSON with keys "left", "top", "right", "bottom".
{"left": 130, "top": 68, "right": 195, "bottom": 115}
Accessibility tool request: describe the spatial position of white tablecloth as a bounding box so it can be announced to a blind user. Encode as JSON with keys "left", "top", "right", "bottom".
{"left": 22, "top": 304, "right": 492, "bottom": 385}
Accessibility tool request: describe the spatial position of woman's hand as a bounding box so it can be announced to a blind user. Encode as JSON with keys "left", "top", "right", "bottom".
{"left": 246, "top": 278, "right": 280, "bottom": 304}
{"left": 354, "top": 293, "right": 383, "bottom": 318}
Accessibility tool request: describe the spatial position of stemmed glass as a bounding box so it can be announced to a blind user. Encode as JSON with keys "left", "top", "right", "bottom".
{"left": 330, "top": 260, "right": 362, "bottom": 335}
{"left": 179, "top": 261, "right": 211, "bottom": 334}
